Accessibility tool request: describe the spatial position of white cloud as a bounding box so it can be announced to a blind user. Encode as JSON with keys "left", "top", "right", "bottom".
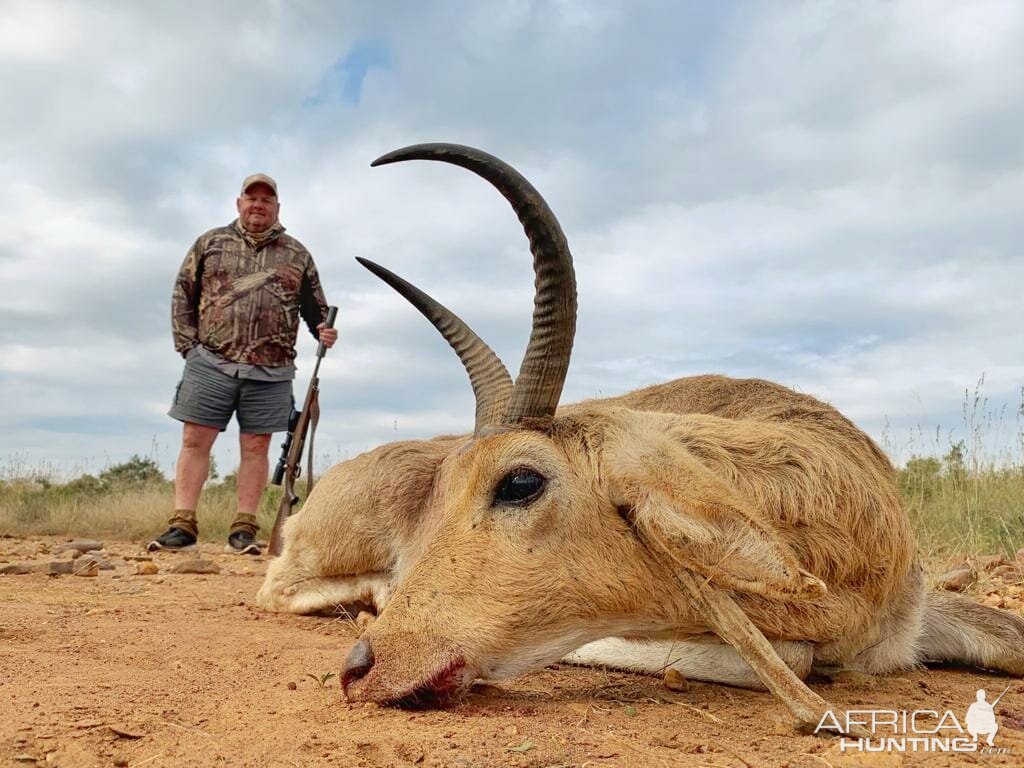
{"left": 0, "top": 0, "right": 1021, "bottom": 483}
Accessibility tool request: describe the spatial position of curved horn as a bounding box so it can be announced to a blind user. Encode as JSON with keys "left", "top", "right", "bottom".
{"left": 372, "top": 143, "right": 577, "bottom": 430}
{"left": 356, "top": 256, "right": 513, "bottom": 434}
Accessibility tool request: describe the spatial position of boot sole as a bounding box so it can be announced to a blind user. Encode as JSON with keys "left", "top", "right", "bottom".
{"left": 146, "top": 541, "right": 198, "bottom": 553}
{"left": 224, "top": 542, "right": 262, "bottom": 556}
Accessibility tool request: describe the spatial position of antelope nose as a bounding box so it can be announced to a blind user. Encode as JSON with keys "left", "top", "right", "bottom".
{"left": 341, "top": 639, "right": 375, "bottom": 690}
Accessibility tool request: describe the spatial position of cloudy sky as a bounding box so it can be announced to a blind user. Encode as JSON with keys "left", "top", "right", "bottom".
{"left": 1, "top": 0, "right": 1021, "bottom": 481}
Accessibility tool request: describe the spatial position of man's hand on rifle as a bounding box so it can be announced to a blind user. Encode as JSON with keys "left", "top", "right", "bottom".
{"left": 317, "top": 322, "right": 338, "bottom": 349}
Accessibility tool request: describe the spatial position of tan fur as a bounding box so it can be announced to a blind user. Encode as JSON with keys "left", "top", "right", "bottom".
{"left": 257, "top": 436, "right": 462, "bottom": 614}
{"left": 259, "top": 375, "right": 1024, "bottom": 703}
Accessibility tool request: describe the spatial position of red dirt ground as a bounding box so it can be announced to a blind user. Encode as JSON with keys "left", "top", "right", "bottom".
{"left": 2, "top": 536, "right": 1023, "bottom": 767}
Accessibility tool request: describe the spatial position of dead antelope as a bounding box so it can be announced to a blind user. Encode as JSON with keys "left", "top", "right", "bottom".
{"left": 259, "top": 144, "right": 1024, "bottom": 728}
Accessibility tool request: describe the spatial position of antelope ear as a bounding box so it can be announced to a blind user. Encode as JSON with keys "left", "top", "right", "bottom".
{"left": 607, "top": 432, "right": 826, "bottom": 602}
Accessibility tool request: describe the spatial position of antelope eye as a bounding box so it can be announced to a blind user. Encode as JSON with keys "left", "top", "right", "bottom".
{"left": 493, "top": 468, "right": 547, "bottom": 506}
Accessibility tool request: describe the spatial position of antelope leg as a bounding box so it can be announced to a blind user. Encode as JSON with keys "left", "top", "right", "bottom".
{"left": 675, "top": 570, "right": 868, "bottom": 738}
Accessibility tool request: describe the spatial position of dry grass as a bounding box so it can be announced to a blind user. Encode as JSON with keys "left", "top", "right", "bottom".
{"left": 2, "top": 383, "right": 1022, "bottom": 553}
{"left": 902, "top": 462, "right": 1024, "bottom": 561}
{"left": 0, "top": 477, "right": 287, "bottom": 543}
{"left": 1, "top": 458, "right": 1019, "bottom": 555}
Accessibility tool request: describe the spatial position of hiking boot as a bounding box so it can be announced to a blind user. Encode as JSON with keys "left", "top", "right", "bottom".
{"left": 147, "top": 527, "right": 198, "bottom": 552}
{"left": 226, "top": 529, "right": 262, "bottom": 556}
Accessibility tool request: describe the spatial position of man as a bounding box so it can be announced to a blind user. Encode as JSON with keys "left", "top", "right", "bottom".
{"left": 150, "top": 174, "right": 338, "bottom": 555}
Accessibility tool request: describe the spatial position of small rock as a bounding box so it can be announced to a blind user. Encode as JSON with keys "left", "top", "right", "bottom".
{"left": 78, "top": 555, "right": 115, "bottom": 571}
{"left": 355, "top": 611, "right": 376, "bottom": 631}
{"left": 13, "top": 754, "right": 37, "bottom": 764}
{"left": 503, "top": 725, "right": 518, "bottom": 737}
{"left": 123, "top": 555, "right": 153, "bottom": 562}
{"left": 992, "top": 564, "right": 1022, "bottom": 580}
{"left": 0, "top": 563, "right": 39, "bottom": 575}
{"left": 107, "top": 725, "right": 144, "bottom": 740}
{"left": 936, "top": 566, "right": 976, "bottom": 592}
{"left": 73, "top": 560, "right": 99, "bottom": 577}
{"left": 166, "top": 559, "right": 220, "bottom": 575}
{"left": 982, "top": 593, "right": 1005, "bottom": 608}
{"left": 59, "top": 540, "right": 104, "bottom": 553}
{"left": 663, "top": 668, "right": 689, "bottom": 692}
{"left": 287, "top": 681, "right": 297, "bottom": 690}
{"left": 114, "top": 759, "right": 129, "bottom": 767}
{"left": 135, "top": 562, "right": 159, "bottom": 576}
{"left": 977, "top": 554, "right": 1008, "bottom": 571}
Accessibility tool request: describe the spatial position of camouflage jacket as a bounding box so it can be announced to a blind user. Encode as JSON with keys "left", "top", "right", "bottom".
{"left": 171, "top": 220, "right": 329, "bottom": 366}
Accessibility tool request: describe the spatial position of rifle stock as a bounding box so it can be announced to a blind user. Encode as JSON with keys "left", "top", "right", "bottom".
{"left": 269, "top": 305, "right": 337, "bottom": 556}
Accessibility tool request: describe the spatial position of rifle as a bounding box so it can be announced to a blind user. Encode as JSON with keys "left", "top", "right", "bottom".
{"left": 991, "top": 685, "right": 1010, "bottom": 709}
{"left": 268, "top": 305, "right": 337, "bottom": 556}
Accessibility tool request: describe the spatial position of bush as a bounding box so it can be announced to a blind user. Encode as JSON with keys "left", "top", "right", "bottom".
{"left": 98, "top": 455, "right": 165, "bottom": 487}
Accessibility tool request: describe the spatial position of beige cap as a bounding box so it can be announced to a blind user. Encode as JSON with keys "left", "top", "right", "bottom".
{"left": 240, "top": 173, "right": 278, "bottom": 196}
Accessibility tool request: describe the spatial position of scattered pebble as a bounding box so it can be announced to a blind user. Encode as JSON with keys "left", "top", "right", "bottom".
{"left": 992, "top": 564, "right": 1022, "bottom": 580}
{"left": 78, "top": 555, "right": 115, "bottom": 571}
{"left": 663, "top": 668, "right": 689, "bottom": 692}
{"left": 73, "top": 560, "right": 99, "bottom": 578}
{"left": 135, "top": 562, "right": 159, "bottom": 576}
{"left": 1, "top": 561, "right": 87, "bottom": 576}
{"left": 107, "top": 724, "right": 144, "bottom": 740}
{"left": 355, "top": 611, "right": 376, "bottom": 631}
{"left": 936, "top": 566, "right": 976, "bottom": 592}
{"left": 0, "top": 563, "right": 39, "bottom": 575}
{"left": 59, "top": 540, "right": 104, "bottom": 554}
{"left": 977, "top": 554, "right": 1008, "bottom": 571}
{"left": 287, "top": 681, "right": 297, "bottom": 690}
{"left": 166, "top": 559, "right": 220, "bottom": 575}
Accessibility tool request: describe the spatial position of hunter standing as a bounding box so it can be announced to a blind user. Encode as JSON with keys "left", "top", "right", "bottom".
{"left": 151, "top": 174, "right": 338, "bottom": 555}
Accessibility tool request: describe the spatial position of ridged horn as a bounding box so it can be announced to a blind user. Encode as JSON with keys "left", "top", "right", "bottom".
{"left": 371, "top": 143, "right": 577, "bottom": 430}
{"left": 356, "top": 256, "right": 513, "bottom": 434}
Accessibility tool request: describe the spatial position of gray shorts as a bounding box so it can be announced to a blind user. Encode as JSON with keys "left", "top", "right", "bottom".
{"left": 168, "top": 353, "right": 293, "bottom": 434}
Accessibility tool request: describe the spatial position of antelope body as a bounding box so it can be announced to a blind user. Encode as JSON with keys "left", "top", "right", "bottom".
{"left": 258, "top": 144, "right": 1024, "bottom": 719}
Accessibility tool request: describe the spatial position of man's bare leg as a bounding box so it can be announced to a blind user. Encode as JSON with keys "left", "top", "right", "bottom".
{"left": 149, "top": 422, "right": 220, "bottom": 550}
{"left": 232, "top": 432, "right": 272, "bottom": 538}
{"left": 174, "top": 422, "right": 220, "bottom": 512}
